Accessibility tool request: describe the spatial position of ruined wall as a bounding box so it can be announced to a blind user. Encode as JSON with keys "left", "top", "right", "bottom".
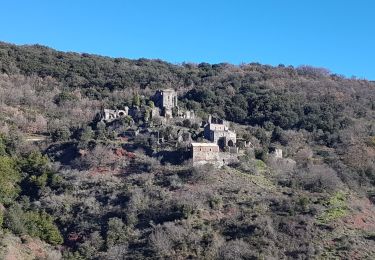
{"left": 153, "top": 89, "right": 178, "bottom": 118}
{"left": 191, "top": 145, "right": 219, "bottom": 165}
{"left": 102, "top": 107, "right": 128, "bottom": 122}
{"left": 154, "top": 89, "right": 177, "bottom": 109}
{"left": 204, "top": 122, "right": 236, "bottom": 148}
{"left": 162, "top": 91, "right": 177, "bottom": 109}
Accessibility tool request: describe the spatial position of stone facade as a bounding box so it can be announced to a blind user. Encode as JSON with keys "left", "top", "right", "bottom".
{"left": 271, "top": 148, "right": 283, "bottom": 158}
{"left": 180, "top": 110, "right": 195, "bottom": 119}
{"left": 154, "top": 88, "right": 178, "bottom": 118}
{"left": 191, "top": 142, "right": 239, "bottom": 167}
{"left": 204, "top": 119, "right": 236, "bottom": 148}
{"left": 191, "top": 143, "right": 220, "bottom": 166}
{"left": 101, "top": 107, "right": 129, "bottom": 122}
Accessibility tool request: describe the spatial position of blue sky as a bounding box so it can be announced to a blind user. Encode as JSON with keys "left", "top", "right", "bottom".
{"left": 1, "top": 0, "right": 374, "bottom": 79}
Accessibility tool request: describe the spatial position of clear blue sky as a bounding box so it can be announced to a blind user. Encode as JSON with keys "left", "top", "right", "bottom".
{"left": 1, "top": 0, "right": 374, "bottom": 79}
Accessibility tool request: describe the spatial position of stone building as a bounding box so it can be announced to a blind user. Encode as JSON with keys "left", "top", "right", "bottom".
{"left": 191, "top": 143, "right": 220, "bottom": 166}
{"left": 101, "top": 107, "right": 129, "bottom": 122}
{"left": 204, "top": 115, "right": 236, "bottom": 148}
{"left": 190, "top": 142, "right": 239, "bottom": 167}
{"left": 270, "top": 147, "right": 283, "bottom": 158}
{"left": 154, "top": 88, "right": 178, "bottom": 118}
{"left": 180, "top": 110, "right": 195, "bottom": 119}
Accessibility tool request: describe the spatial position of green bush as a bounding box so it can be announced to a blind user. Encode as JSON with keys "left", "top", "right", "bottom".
{"left": 0, "top": 156, "right": 21, "bottom": 205}
{"left": 54, "top": 91, "right": 78, "bottom": 105}
{"left": 106, "top": 218, "right": 129, "bottom": 248}
{"left": 20, "top": 151, "right": 56, "bottom": 198}
{"left": 4, "top": 205, "right": 63, "bottom": 245}
{"left": 25, "top": 211, "right": 63, "bottom": 245}
{"left": 317, "top": 192, "right": 348, "bottom": 224}
{"left": 51, "top": 126, "right": 71, "bottom": 142}
{"left": 4, "top": 204, "right": 26, "bottom": 235}
{"left": 254, "top": 148, "right": 268, "bottom": 162}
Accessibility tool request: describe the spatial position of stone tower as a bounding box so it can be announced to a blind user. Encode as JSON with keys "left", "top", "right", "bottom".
{"left": 154, "top": 88, "right": 178, "bottom": 118}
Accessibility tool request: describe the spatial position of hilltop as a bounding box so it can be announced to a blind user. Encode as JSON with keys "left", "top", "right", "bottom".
{"left": 0, "top": 41, "right": 374, "bottom": 259}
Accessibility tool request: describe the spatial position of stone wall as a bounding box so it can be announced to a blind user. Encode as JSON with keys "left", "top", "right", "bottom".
{"left": 191, "top": 143, "right": 220, "bottom": 165}
{"left": 102, "top": 107, "right": 129, "bottom": 122}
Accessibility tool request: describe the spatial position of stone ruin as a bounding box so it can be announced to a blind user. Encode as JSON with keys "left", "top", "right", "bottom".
{"left": 98, "top": 89, "right": 242, "bottom": 167}
{"left": 153, "top": 88, "right": 178, "bottom": 118}
{"left": 190, "top": 142, "right": 239, "bottom": 167}
{"left": 270, "top": 147, "right": 283, "bottom": 158}
{"left": 101, "top": 107, "right": 129, "bottom": 122}
{"left": 204, "top": 115, "right": 237, "bottom": 149}
{"left": 190, "top": 115, "right": 239, "bottom": 167}
{"left": 190, "top": 142, "right": 220, "bottom": 166}
{"left": 100, "top": 88, "right": 197, "bottom": 124}
{"left": 153, "top": 88, "right": 195, "bottom": 120}
{"left": 180, "top": 109, "right": 195, "bottom": 120}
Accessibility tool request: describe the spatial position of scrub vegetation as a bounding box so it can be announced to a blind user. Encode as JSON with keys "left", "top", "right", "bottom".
{"left": 0, "top": 42, "right": 374, "bottom": 259}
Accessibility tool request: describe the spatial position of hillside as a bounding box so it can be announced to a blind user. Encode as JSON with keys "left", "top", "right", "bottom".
{"left": 0, "top": 41, "right": 374, "bottom": 259}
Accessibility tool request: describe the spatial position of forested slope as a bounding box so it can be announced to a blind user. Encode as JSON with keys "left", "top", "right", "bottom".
{"left": 0, "top": 41, "right": 374, "bottom": 259}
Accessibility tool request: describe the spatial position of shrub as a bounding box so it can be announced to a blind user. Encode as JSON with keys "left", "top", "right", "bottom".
{"left": 218, "top": 239, "right": 256, "bottom": 260}
{"left": 54, "top": 91, "right": 78, "bottom": 105}
{"left": 0, "top": 156, "right": 21, "bottom": 205}
{"left": 4, "top": 205, "right": 63, "bottom": 245}
{"left": 254, "top": 148, "right": 268, "bottom": 162}
{"left": 182, "top": 119, "right": 192, "bottom": 128}
{"left": 24, "top": 211, "right": 63, "bottom": 245}
{"left": 51, "top": 126, "right": 71, "bottom": 142}
{"left": 297, "top": 164, "right": 342, "bottom": 193}
{"left": 317, "top": 192, "right": 348, "bottom": 224}
{"left": 20, "top": 151, "right": 56, "bottom": 198}
{"left": 4, "top": 204, "right": 26, "bottom": 235}
{"left": 106, "top": 218, "right": 129, "bottom": 248}
{"left": 149, "top": 226, "right": 174, "bottom": 257}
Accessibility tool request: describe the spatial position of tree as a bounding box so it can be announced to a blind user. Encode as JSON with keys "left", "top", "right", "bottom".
{"left": 0, "top": 156, "right": 21, "bottom": 205}
{"left": 78, "top": 144, "right": 117, "bottom": 169}
{"left": 24, "top": 211, "right": 63, "bottom": 245}
{"left": 96, "top": 121, "right": 107, "bottom": 140}
{"left": 132, "top": 94, "right": 140, "bottom": 107}
{"left": 0, "top": 207, "right": 3, "bottom": 228}
{"left": 144, "top": 109, "right": 150, "bottom": 122}
{"left": 149, "top": 226, "right": 173, "bottom": 257}
{"left": 148, "top": 100, "right": 155, "bottom": 109}
{"left": 79, "top": 126, "right": 94, "bottom": 142}
{"left": 20, "top": 151, "right": 54, "bottom": 198}
{"left": 219, "top": 239, "right": 255, "bottom": 260}
{"left": 106, "top": 218, "right": 129, "bottom": 248}
{"left": 226, "top": 106, "right": 247, "bottom": 123}
{"left": 254, "top": 148, "right": 268, "bottom": 162}
{"left": 78, "top": 126, "right": 94, "bottom": 148}
{"left": 51, "top": 126, "right": 71, "bottom": 142}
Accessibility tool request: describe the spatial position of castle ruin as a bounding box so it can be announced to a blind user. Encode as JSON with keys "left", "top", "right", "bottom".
{"left": 204, "top": 115, "right": 236, "bottom": 148}
{"left": 191, "top": 142, "right": 220, "bottom": 166}
{"left": 101, "top": 107, "right": 129, "bottom": 122}
{"left": 153, "top": 88, "right": 178, "bottom": 118}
